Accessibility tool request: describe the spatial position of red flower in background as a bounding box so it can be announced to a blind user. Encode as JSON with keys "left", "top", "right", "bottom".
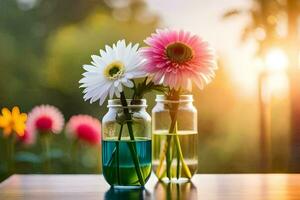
{"left": 27, "top": 105, "right": 64, "bottom": 134}
{"left": 66, "top": 115, "right": 101, "bottom": 145}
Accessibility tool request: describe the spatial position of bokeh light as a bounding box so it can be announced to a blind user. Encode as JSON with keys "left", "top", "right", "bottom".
{"left": 265, "top": 48, "right": 288, "bottom": 73}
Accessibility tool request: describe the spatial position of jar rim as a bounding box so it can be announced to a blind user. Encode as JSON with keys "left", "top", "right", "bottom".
{"left": 155, "top": 95, "right": 193, "bottom": 103}
{"left": 107, "top": 99, "right": 147, "bottom": 108}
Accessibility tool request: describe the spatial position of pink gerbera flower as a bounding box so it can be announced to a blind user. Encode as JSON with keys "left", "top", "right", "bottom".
{"left": 66, "top": 115, "right": 101, "bottom": 145}
{"left": 142, "top": 29, "right": 217, "bottom": 90}
{"left": 27, "top": 105, "right": 64, "bottom": 134}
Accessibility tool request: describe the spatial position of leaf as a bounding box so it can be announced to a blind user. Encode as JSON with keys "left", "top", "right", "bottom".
{"left": 15, "top": 152, "right": 42, "bottom": 164}
{"left": 49, "top": 149, "right": 65, "bottom": 159}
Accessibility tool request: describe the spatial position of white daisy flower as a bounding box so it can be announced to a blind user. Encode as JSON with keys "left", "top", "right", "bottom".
{"left": 79, "top": 40, "right": 146, "bottom": 105}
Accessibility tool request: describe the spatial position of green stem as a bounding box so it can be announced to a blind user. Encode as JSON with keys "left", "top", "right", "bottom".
{"left": 7, "top": 135, "right": 15, "bottom": 174}
{"left": 71, "top": 139, "right": 79, "bottom": 173}
{"left": 166, "top": 135, "right": 172, "bottom": 179}
{"left": 132, "top": 77, "right": 149, "bottom": 99}
{"left": 42, "top": 135, "right": 51, "bottom": 173}
{"left": 171, "top": 135, "right": 177, "bottom": 177}
{"left": 176, "top": 124, "right": 180, "bottom": 179}
{"left": 120, "top": 92, "right": 145, "bottom": 186}
{"left": 6, "top": 138, "right": 9, "bottom": 172}
{"left": 176, "top": 149, "right": 180, "bottom": 179}
{"left": 106, "top": 124, "right": 123, "bottom": 182}
{"left": 116, "top": 142, "right": 120, "bottom": 184}
{"left": 106, "top": 124, "right": 123, "bottom": 184}
{"left": 156, "top": 101, "right": 178, "bottom": 180}
{"left": 174, "top": 132, "right": 191, "bottom": 178}
{"left": 157, "top": 91, "right": 192, "bottom": 180}
{"left": 107, "top": 148, "right": 115, "bottom": 166}
{"left": 116, "top": 124, "right": 123, "bottom": 184}
{"left": 170, "top": 118, "right": 192, "bottom": 179}
{"left": 165, "top": 104, "right": 179, "bottom": 180}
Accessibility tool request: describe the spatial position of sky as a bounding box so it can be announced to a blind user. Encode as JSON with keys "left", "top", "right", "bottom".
{"left": 146, "top": 0, "right": 260, "bottom": 97}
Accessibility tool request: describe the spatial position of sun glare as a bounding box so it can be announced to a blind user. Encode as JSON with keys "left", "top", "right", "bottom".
{"left": 266, "top": 73, "right": 289, "bottom": 98}
{"left": 263, "top": 48, "right": 289, "bottom": 98}
{"left": 265, "top": 48, "right": 288, "bottom": 72}
{"left": 255, "top": 48, "right": 290, "bottom": 98}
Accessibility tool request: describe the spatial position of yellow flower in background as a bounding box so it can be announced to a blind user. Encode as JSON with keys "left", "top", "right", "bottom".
{"left": 0, "top": 106, "right": 27, "bottom": 137}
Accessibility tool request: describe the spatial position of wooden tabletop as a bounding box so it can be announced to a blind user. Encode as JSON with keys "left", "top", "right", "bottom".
{"left": 1, "top": 174, "right": 300, "bottom": 200}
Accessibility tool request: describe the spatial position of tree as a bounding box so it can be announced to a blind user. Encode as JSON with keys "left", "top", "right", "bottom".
{"left": 224, "top": 0, "right": 300, "bottom": 171}
{"left": 286, "top": 0, "right": 300, "bottom": 172}
{"left": 0, "top": 0, "right": 158, "bottom": 114}
{"left": 223, "top": 0, "right": 282, "bottom": 172}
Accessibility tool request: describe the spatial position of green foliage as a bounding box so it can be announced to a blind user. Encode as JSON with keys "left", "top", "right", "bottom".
{"left": 0, "top": 0, "right": 158, "bottom": 180}
{"left": 44, "top": 12, "right": 157, "bottom": 95}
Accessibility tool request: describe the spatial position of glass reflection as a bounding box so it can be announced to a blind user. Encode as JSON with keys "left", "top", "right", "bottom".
{"left": 104, "top": 187, "right": 151, "bottom": 200}
{"left": 154, "top": 181, "right": 197, "bottom": 200}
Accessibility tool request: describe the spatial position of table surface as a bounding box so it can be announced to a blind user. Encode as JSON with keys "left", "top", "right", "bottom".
{"left": 1, "top": 174, "right": 300, "bottom": 200}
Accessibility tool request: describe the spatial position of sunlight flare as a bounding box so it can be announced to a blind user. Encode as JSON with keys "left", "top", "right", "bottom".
{"left": 265, "top": 48, "right": 288, "bottom": 73}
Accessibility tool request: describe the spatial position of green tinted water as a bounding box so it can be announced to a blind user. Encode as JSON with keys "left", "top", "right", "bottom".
{"left": 102, "top": 138, "right": 151, "bottom": 186}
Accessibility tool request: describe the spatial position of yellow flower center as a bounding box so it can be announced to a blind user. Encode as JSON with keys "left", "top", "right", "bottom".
{"left": 166, "top": 42, "right": 194, "bottom": 63}
{"left": 104, "top": 61, "right": 125, "bottom": 80}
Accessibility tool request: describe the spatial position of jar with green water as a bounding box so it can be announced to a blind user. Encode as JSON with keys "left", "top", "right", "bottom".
{"left": 152, "top": 95, "right": 198, "bottom": 182}
{"left": 102, "top": 99, "right": 151, "bottom": 188}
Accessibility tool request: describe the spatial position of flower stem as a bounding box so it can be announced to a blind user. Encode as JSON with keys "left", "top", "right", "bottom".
{"left": 156, "top": 109, "right": 177, "bottom": 179}
{"left": 176, "top": 151, "right": 180, "bottom": 179}
{"left": 165, "top": 109, "right": 178, "bottom": 180}
{"left": 71, "top": 139, "right": 79, "bottom": 173}
{"left": 7, "top": 135, "right": 15, "bottom": 174}
{"left": 174, "top": 131, "right": 192, "bottom": 178}
{"left": 157, "top": 91, "right": 192, "bottom": 180}
{"left": 116, "top": 124, "right": 123, "bottom": 184}
{"left": 106, "top": 124, "right": 123, "bottom": 183}
{"left": 175, "top": 123, "right": 181, "bottom": 179}
{"left": 42, "top": 135, "right": 51, "bottom": 173}
{"left": 166, "top": 135, "right": 172, "bottom": 179}
{"left": 120, "top": 92, "right": 145, "bottom": 186}
{"left": 116, "top": 142, "right": 120, "bottom": 184}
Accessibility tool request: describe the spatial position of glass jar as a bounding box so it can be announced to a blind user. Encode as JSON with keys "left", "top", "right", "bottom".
{"left": 102, "top": 99, "right": 152, "bottom": 188}
{"left": 152, "top": 95, "right": 198, "bottom": 182}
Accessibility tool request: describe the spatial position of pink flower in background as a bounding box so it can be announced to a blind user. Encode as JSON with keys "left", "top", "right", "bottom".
{"left": 27, "top": 105, "right": 64, "bottom": 134}
{"left": 66, "top": 115, "right": 101, "bottom": 145}
{"left": 18, "top": 129, "right": 36, "bottom": 145}
{"left": 142, "top": 29, "right": 217, "bottom": 90}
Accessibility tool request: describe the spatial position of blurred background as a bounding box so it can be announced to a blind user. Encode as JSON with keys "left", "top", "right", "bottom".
{"left": 1, "top": 0, "right": 300, "bottom": 181}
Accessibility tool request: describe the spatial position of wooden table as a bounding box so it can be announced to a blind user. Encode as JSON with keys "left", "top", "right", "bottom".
{"left": 1, "top": 174, "right": 300, "bottom": 199}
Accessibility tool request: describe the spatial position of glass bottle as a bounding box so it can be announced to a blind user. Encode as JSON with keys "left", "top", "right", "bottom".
{"left": 102, "top": 99, "right": 151, "bottom": 188}
{"left": 152, "top": 95, "right": 198, "bottom": 182}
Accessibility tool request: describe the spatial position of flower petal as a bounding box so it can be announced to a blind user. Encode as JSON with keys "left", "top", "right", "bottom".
{"left": 2, "top": 108, "right": 11, "bottom": 118}
{"left": 142, "top": 29, "right": 217, "bottom": 90}
{"left": 80, "top": 39, "right": 146, "bottom": 105}
{"left": 122, "top": 79, "right": 134, "bottom": 88}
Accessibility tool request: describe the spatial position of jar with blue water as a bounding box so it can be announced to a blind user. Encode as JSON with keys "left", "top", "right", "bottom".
{"left": 102, "top": 99, "right": 151, "bottom": 188}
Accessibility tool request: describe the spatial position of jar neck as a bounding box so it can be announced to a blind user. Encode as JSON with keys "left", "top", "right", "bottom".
{"left": 107, "top": 99, "right": 147, "bottom": 111}
{"left": 155, "top": 95, "right": 194, "bottom": 106}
